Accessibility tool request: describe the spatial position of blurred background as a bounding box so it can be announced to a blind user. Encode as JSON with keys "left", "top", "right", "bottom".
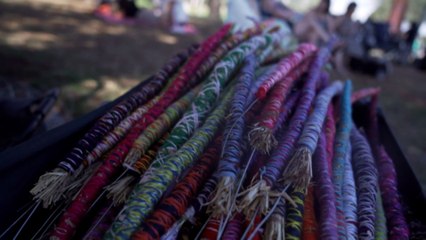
{"left": 0, "top": 0, "right": 425, "bottom": 192}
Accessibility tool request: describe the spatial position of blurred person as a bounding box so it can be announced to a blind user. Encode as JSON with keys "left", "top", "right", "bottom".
{"left": 293, "top": 0, "right": 334, "bottom": 45}
{"left": 333, "top": 2, "right": 358, "bottom": 75}
{"left": 334, "top": 2, "right": 358, "bottom": 40}
{"left": 163, "top": 0, "right": 198, "bottom": 34}
{"left": 94, "top": 0, "right": 140, "bottom": 24}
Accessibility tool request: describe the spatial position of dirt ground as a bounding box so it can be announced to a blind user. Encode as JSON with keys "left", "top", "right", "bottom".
{"left": 1, "top": 0, "right": 425, "bottom": 191}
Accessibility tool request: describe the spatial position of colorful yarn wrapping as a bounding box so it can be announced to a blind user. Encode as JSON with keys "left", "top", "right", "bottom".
{"left": 273, "top": 90, "right": 301, "bottom": 133}
{"left": 51, "top": 98, "right": 196, "bottom": 239}
{"left": 30, "top": 46, "right": 193, "bottom": 207}
{"left": 58, "top": 47, "right": 193, "bottom": 174}
{"left": 350, "top": 127, "right": 379, "bottom": 239}
{"left": 82, "top": 200, "right": 121, "bottom": 240}
{"left": 343, "top": 141, "right": 358, "bottom": 240}
{"left": 157, "top": 33, "right": 271, "bottom": 159}
{"left": 285, "top": 188, "right": 306, "bottom": 240}
{"left": 105, "top": 133, "right": 167, "bottom": 205}
{"left": 209, "top": 55, "right": 256, "bottom": 217}
{"left": 49, "top": 24, "right": 253, "bottom": 239}
{"left": 222, "top": 213, "right": 244, "bottom": 240}
{"left": 312, "top": 130, "right": 338, "bottom": 240}
{"left": 85, "top": 96, "right": 161, "bottom": 166}
{"left": 301, "top": 185, "right": 318, "bottom": 240}
{"left": 256, "top": 43, "right": 317, "bottom": 99}
{"left": 249, "top": 59, "right": 310, "bottom": 153}
{"left": 332, "top": 80, "right": 352, "bottom": 239}
{"left": 375, "top": 187, "right": 387, "bottom": 240}
{"left": 240, "top": 45, "right": 328, "bottom": 217}
{"left": 149, "top": 176, "right": 220, "bottom": 240}
{"left": 131, "top": 133, "right": 222, "bottom": 240}
{"left": 324, "top": 105, "right": 336, "bottom": 174}
{"left": 63, "top": 97, "right": 162, "bottom": 202}
{"left": 201, "top": 218, "right": 221, "bottom": 239}
{"left": 161, "top": 177, "right": 220, "bottom": 239}
{"left": 105, "top": 87, "right": 234, "bottom": 240}
{"left": 246, "top": 65, "right": 276, "bottom": 105}
{"left": 377, "top": 146, "right": 409, "bottom": 239}
{"left": 365, "top": 91, "right": 409, "bottom": 239}
{"left": 51, "top": 84, "right": 201, "bottom": 238}
{"left": 283, "top": 80, "right": 343, "bottom": 190}
{"left": 185, "top": 176, "right": 219, "bottom": 223}
{"left": 123, "top": 86, "right": 198, "bottom": 168}
{"left": 264, "top": 195, "right": 286, "bottom": 240}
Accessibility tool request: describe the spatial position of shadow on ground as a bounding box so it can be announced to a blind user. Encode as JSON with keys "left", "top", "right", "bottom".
{"left": 0, "top": 0, "right": 218, "bottom": 117}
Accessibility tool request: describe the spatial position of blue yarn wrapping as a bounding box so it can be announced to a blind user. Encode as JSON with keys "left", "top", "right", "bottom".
{"left": 332, "top": 80, "right": 352, "bottom": 239}
{"left": 297, "top": 81, "right": 343, "bottom": 152}
{"left": 351, "top": 127, "right": 379, "bottom": 240}
{"left": 343, "top": 141, "right": 358, "bottom": 240}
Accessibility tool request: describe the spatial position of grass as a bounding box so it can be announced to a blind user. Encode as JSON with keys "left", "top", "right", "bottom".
{"left": 1, "top": 0, "right": 425, "bottom": 192}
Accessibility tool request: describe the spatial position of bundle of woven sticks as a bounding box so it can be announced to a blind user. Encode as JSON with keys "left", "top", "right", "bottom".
{"left": 3, "top": 21, "right": 415, "bottom": 240}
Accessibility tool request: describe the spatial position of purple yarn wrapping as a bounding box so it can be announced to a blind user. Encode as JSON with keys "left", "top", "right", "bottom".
{"left": 217, "top": 55, "right": 256, "bottom": 178}
{"left": 261, "top": 44, "right": 335, "bottom": 186}
{"left": 313, "top": 131, "right": 338, "bottom": 239}
{"left": 186, "top": 176, "right": 218, "bottom": 220}
{"left": 297, "top": 81, "right": 343, "bottom": 152}
{"left": 273, "top": 90, "right": 301, "bottom": 133}
{"left": 378, "top": 146, "right": 410, "bottom": 239}
{"left": 58, "top": 46, "right": 195, "bottom": 173}
{"left": 222, "top": 213, "right": 244, "bottom": 240}
{"left": 343, "top": 141, "right": 358, "bottom": 240}
{"left": 351, "top": 127, "right": 379, "bottom": 239}
{"left": 366, "top": 95, "right": 409, "bottom": 239}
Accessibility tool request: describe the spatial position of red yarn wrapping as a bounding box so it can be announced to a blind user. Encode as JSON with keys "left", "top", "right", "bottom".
{"left": 256, "top": 59, "right": 311, "bottom": 130}
{"left": 201, "top": 218, "right": 221, "bottom": 240}
{"left": 244, "top": 216, "right": 262, "bottom": 240}
{"left": 302, "top": 185, "right": 318, "bottom": 240}
{"left": 256, "top": 43, "right": 317, "bottom": 99}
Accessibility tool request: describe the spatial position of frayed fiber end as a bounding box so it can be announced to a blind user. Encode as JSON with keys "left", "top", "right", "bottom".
{"left": 248, "top": 126, "right": 277, "bottom": 154}
{"left": 106, "top": 175, "right": 135, "bottom": 206}
{"left": 238, "top": 180, "right": 270, "bottom": 219}
{"left": 209, "top": 177, "right": 236, "bottom": 218}
{"left": 30, "top": 168, "right": 72, "bottom": 208}
{"left": 282, "top": 147, "right": 312, "bottom": 191}
{"left": 124, "top": 149, "right": 143, "bottom": 166}
{"left": 264, "top": 214, "right": 286, "bottom": 240}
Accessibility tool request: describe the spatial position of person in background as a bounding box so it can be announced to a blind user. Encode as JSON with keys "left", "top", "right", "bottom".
{"left": 333, "top": 2, "right": 358, "bottom": 75}
{"left": 293, "top": 0, "right": 334, "bottom": 45}
{"left": 163, "top": 0, "right": 198, "bottom": 34}
{"left": 94, "top": 0, "right": 139, "bottom": 24}
{"left": 335, "top": 2, "right": 358, "bottom": 40}
{"left": 93, "top": 0, "right": 197, "bottom": 34}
